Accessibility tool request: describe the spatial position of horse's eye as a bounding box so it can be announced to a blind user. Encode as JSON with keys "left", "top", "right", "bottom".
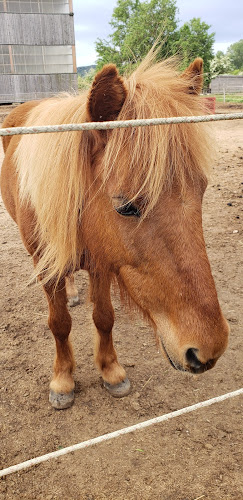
{"left": 116, "top": 201, "right": 141, "bottom": 218}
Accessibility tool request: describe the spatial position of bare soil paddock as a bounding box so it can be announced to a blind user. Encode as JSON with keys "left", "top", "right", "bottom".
{"left": 0, "top": 104, "right": 242, "bottom": 499}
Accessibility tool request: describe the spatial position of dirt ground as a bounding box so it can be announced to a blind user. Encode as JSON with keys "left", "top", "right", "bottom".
{"left": 0, "top": 103, "right": 242, "bottom": 500}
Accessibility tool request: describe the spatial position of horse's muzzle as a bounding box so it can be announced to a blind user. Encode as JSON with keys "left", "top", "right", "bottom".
{"left": 161, "top": 340, "right": 217, "bottom": 374}
{"left": 184, "top": 347, "right": 217, "bottom": 374}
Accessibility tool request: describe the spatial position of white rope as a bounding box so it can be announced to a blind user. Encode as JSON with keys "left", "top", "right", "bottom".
{"left": 1, "top": 112, "right": 243, "bottom": 136}
{"left": 1, "top": 387, "right": 242, "bottom": 478}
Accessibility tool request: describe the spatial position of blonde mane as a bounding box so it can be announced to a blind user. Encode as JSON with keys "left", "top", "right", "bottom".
{"left": 16, "top": 53, "right": 213, "bottom": 283}
{"left": 103, "top": 57, "right": 212, "bottom": 207}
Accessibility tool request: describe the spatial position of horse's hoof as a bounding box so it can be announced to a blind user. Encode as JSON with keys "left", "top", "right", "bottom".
{"left": 103, "top": 377, "right": 131, "bottom": 398}
{"left": 49, "top": 390, "right": 74, "bottom": 409}
{"left": 67, "top": 295, "right": 80, "bottom": 308}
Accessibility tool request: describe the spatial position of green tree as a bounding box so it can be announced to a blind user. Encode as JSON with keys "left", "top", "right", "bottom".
{"left": 210, "top": 51, "right": 233, "bottom": 77}
{"left": 226, "top": 39, "right": 243, "bottom": 70}
{"left": 78, "top": 68, "right": 96, "bottom": 91}
{"left": 96, "top": 0, "right": 179, "bottom": 71}
{"left": 95, "top": 2, "right": 215, "bottom": 86}
{"left": 177, "top": 18, "right": 215, "bottom": 87}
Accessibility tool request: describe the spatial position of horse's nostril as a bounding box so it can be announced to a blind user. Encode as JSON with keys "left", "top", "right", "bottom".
{"left": 185, "top": 348, "right": 203, "bottom": 370}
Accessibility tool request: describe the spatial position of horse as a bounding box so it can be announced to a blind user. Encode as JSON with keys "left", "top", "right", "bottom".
{"left": 0, "top": 52, "right": 229, "bottom": 409}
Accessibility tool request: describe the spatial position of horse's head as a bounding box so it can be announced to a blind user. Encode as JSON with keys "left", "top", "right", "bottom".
{"left": 85, "top": 55, "right": 229, "bottom": 374}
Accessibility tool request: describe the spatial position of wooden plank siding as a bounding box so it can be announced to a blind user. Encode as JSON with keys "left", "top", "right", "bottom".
{"left": 0, "top": 7, "right": 78, "bottom": 102}
{"left": 0, "top": 73, "right": 77, "bottom": 103}
{"left": 211, "top": 75, "right": 243, "bottom": 93}
{"left": 0, "top": 13, "right": 75, "bottom": 45}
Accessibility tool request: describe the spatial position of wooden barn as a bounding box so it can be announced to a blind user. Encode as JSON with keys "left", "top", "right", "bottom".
{"left": 0, "top": 0, "right": 77, "bottom": 103}
{"left": 211, "top": 74, "right": 243, "bottom": 94}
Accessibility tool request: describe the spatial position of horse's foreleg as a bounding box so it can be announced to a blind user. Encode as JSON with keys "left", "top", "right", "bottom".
{"left": 89, "top": 272, "right": 131, "bottom": 397}
{"left": 65, "top": 274, "right": 80, "bottom": 307}
{"left": 43, "top": 281, "right": 75, "bottom": 409}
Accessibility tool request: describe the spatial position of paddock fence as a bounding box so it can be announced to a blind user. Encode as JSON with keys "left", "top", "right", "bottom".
{"left": 1, "top": 112, "right": 243, "bottom": 137}
{"left": 212, "top": 87, "right": 243, "bottom": 104}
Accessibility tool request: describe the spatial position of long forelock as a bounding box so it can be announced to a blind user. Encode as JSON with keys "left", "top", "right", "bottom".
{"left": 102, "top": 57, "right": 212, "bottom": 214}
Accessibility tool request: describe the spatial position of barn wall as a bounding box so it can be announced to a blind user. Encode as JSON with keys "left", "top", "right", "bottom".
{"left": 0, "top": 73, "right": 77, "bottom": 103}
{"left": 0, "top": 13, "right": 75, "bottom": 45}
{"left": 0, "top": 4, "right": 77, "bottom": 103}
{"left": 211, "top": 75, "right": 243, "bottom": 93}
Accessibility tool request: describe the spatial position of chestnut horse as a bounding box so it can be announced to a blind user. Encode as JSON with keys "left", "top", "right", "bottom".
{"left": 1, "top": 53, "right": 229, "bottom": 409}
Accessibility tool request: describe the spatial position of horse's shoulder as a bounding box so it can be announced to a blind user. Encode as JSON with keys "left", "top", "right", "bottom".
{"left": 3, "top": 100, "right": 41, "bottom": 129}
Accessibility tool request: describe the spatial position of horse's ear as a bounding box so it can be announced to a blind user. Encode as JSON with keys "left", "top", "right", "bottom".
{"left": 181, "top": 58, "right": 204, "bottom": 95}
{"left": 87, "top": 64, "right": 127, "bottom": 122}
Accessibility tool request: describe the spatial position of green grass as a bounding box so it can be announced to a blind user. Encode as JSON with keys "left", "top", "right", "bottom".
{"left": 212, "top": 93, "right": 243, "bottom": 104}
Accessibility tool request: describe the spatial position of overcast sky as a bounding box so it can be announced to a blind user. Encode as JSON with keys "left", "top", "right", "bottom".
{"left": 72, "top": 0, "right": 243, "bottom": 67}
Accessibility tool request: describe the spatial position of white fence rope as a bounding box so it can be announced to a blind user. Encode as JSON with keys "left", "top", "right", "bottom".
{"left": 1, "top": 112, "right": 243, "bottom": 136}
{"left": 0, "top": 388, "right": 242, "bottom": 478}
